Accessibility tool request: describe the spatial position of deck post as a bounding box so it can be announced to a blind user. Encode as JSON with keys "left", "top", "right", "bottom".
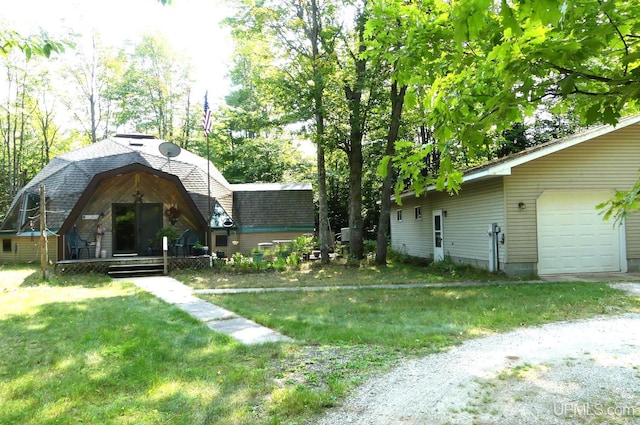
{"left": 163, "top": 236, "right": 168, "bottom": 275}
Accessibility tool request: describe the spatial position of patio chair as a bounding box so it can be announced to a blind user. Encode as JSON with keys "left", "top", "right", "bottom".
{"left": 66, "top": 231, "right": 90, "bottom": 259}
{"left": 173, "top": 229, "right": 190, "bottom": 257}
{"left": 184, "top": 230, "right": 204, "bottom": 256}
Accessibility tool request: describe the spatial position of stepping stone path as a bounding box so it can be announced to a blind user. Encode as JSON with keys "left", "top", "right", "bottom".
{"left": 123, "top": 276, "right": 293, "bottom": 345}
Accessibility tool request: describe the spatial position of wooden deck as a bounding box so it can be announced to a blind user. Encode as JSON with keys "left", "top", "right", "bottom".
{"left": 55, "top": 255, "right": 211, "bottom": 276}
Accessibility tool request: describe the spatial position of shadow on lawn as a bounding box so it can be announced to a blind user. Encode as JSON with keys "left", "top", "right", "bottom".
{"left": 0, "top": 290, "right": 288, "bottom": 424}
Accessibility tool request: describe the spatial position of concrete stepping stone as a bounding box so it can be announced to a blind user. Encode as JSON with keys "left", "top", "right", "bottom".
{"left": 121, "top": 276, "right": 292, "bottom": 345}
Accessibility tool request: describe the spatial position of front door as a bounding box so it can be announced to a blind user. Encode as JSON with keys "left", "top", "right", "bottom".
{"left": 113, "top": 203, "right": 163, "bottom": 255}
{"left": 433, "top": 209, "right": 444, "bottom": 262}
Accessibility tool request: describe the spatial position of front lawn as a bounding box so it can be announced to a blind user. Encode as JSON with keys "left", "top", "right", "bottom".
{"left": 175, "top": 258, "right": 514, "bottom": 290}
{"left": 1, "top": 264, "right": 638, "bottom": 425}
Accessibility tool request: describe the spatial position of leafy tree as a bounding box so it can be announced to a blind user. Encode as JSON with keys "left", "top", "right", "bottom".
{"left": 0, "top": 28, "right": 70, "bottom": 60}
{"left": 225, "top": 0, "right": 344, "bottom": 263}
{"left": 0, "top": 53, "right": 57, "bottom": 217}
{"left": 362, "top": 1, "right": 640, "bottom": 228}
{"left": 32, "top": 70, "right": 61, "bottom": 164}
{"left": 212, "top": 39, "right": 314, "bottom": 184}
{"left": 113, "top": 34, "right": 193, "bottom": 141}
{"left": 0, "top": 27, "right": 71, "bottom": 220}
{"left": 61, "top": 32, "right": 122, "bottom": 143}
{"left": 364, "top": 0, "right": 453, "bottom": 263}
{"left": 397, "top": 0, "right": 640, "bottom": 193}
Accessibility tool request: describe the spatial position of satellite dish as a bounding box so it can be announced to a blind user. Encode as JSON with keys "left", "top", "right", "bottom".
{"left": 159, "top": 142, "right": 181, "bottom": 158}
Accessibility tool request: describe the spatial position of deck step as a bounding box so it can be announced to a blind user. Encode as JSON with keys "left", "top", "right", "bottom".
{"left": 108, "top": 263, "right": 164, "bottom": 277}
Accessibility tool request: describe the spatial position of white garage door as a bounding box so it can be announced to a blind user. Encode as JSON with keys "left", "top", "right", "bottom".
{"left": 537, "top": 190, "right": 622, "bottom": 275}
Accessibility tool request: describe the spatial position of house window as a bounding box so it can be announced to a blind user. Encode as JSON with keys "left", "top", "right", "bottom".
{"left": 2, "top": 239, "right": 11, "bottom": 252}
{"left": 215, "top": 234, "right": 228, "bottom": 247}
{"left": 415, "top": 206, "right": 422, "bottom": 219}
{"left": 396, "top": 210, "right": 403, "bottom": 222}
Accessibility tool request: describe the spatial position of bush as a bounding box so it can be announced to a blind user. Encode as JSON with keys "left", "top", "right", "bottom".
{"left": 363, "top": 240, "right": 376, "bottom": 254}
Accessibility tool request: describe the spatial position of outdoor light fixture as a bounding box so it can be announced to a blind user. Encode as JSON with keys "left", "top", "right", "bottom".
{"left": 518, "top": 202, "right": 526, "bottom": 210}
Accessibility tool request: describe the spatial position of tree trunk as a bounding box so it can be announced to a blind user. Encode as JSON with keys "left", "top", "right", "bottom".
{"left": 345, "top": 8, "right": 368, "bottom": 261}
{"left": 308, "top": 0, "right": 330, "bottom": 264}
{"left": 348, "top": 143, "right": 364, "bottom": 259}
{"left": 376, "top": 82, "right": 407, "bottom": 265}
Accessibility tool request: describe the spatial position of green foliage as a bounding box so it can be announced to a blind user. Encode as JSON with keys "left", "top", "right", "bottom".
{"left": 155, "top": 226, "right": 180, "bottom": 244}
{"left": 0, "top": 28, "right": 71, "bottom": 59}
{"left": 598, "top": 177, "right": 640, "bottom": 225}
{"left": 365, "top": 0, "right": 640, "bottom": 210}
{"left": 291, "top": 234, "right": 316, "bottom": 254}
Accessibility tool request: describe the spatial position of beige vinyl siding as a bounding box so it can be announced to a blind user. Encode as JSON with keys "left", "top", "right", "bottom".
{"left": 431, "top": 179, "right": 505, "bottom": 265}
{"left": 390, "top": 197, "right": 430, "bottom": 257}
{"left": 225, "top": 231, "right": 313, "bottom": 256}
{"left": 625, "top": 213, "right": 640, "bottom": 259}
{"left": 0, "top": 236, "right": 58, "bottom": 264}
{"left": 504, "top": 124, "right": 640, "bottom": 264}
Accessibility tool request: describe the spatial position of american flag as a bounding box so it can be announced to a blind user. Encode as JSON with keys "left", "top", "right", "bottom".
{"left": 203, "top": 91, "right": 212, "bottom": 136}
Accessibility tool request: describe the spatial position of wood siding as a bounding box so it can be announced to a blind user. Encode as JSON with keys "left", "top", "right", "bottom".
{"left": 67, "top": 171, "right": 203, "bottom": 258}
{"left": 504, "top": 124, "right": 640, "bottom": 264}
{"left": 0, "top": 236, "right": 58, "bottom": 264}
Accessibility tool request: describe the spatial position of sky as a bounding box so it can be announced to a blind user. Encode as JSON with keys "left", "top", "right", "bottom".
{"left": 3, "top": 0, "right": 234, "bottom": 106}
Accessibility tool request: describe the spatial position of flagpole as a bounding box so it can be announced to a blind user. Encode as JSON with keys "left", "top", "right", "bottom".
{"left": 207, "top": 131, "right": 211, "bottom": 249}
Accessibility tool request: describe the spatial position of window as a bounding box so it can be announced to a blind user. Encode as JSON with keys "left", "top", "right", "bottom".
{"left": 2, "top": 239, "right": 11, "bottom": 252}
{"left": 414, "top": 206, "right": 422, "bottom": 219}
{"left": 396, "top": 210, "right": 403, "bottom": 221}
{"left": 215, "top": 234, "right": 228, "bottom": 247}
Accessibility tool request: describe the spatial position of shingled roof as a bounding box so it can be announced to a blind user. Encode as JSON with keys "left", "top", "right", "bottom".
{"left": 1, "top": 134, "right": 233, "bottom": 232}
{"left": 232, "top": 183, "right": 314, "bottom": 230}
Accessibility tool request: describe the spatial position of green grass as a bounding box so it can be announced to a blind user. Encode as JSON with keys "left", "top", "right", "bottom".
{"left": 0, "top": 267, "right": 292, "bottom": 424}
{"left": 175, "top": 258, "right": 513, "bottom": 290}
{"left": 1, "top": 263, "right": 639, "bottom": 425}
{"left": 201, "top": 282, "right": 639, "bottom": 350}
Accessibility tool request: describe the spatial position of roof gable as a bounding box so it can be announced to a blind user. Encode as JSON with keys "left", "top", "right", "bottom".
{"left": 464, "top": 114, "right": 640, "bottom": 182}
{"left": 1, "top": 135, "right": 234, "bottom": 231}
{"left": 396, "top": 114, "right": 640, "bottom": 201}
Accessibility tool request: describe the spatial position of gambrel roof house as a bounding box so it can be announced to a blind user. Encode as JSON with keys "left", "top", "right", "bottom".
{"left": 391, "top": 114, "right": 640, "bottom": 276}
{"left": 0, "top": 134, "right": 314, "bottom": 264}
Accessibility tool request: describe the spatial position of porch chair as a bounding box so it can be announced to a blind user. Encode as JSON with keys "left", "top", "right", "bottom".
{"left": 173, "top": 229, "right": 190, "bottom": 257}
{"left": 184, "top": 230, "right": 204, "bottom": 256}
{"left": 66, "top": 231, "right": 90, "bottom": 259}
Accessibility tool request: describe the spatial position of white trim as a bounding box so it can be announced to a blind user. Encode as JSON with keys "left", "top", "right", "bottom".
{"left": 433, "top": 209, "right": 444, "bottom": 262}
{"left": 619, "top": 219, "right": 628, "bottom": 273}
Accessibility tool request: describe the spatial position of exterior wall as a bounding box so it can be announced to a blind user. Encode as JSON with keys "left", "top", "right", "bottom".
{"left": 390, "top": 197, "right": 430, "bottom": 257}
{"left": 432, "top": 178, "right": 505, "bottom": 268}
{"left": 391, "top": 178, "right": 505, "bottom": 268}
{"left": 503, "top": 124, "right": 640, "bottom": 273}
{"left": 0, "top": 235, "right": 58, "bottom": 264}
{"left": 211, "top": 230, "right": 313, "bottom": 257}
{"left": 66, "top": 171, "right": 201, "bottom": 259}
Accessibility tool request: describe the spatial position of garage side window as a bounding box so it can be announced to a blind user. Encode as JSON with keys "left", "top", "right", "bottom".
{"left": 2, "top": 239, "right": 11, "bottom": 252}
{"left": 396, "top": 210, "right": 403, "bottom": 222}
{"left": 414, "top": 206, "right": 422, "bottom": 220}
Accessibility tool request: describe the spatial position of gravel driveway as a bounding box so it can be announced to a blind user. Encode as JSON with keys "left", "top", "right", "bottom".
{"left": 315, "top": 284, "right": 640, "bottom": 425}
